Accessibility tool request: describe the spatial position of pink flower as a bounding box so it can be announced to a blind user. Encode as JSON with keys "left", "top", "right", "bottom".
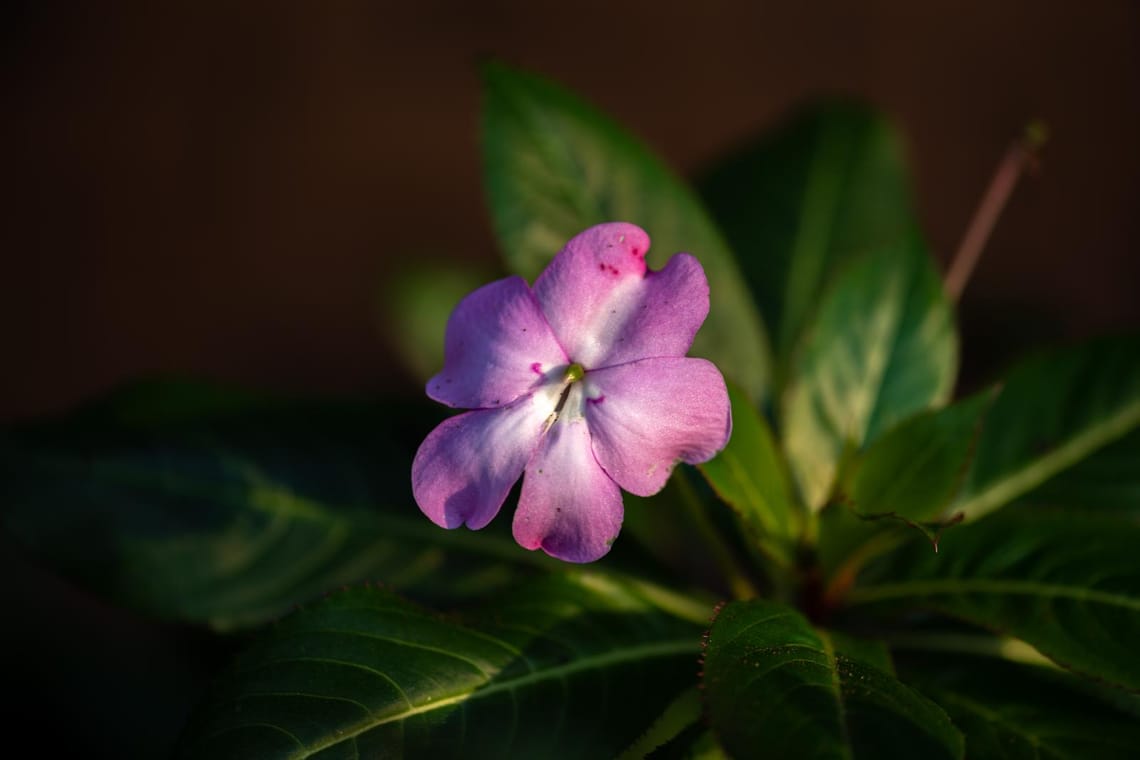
{"left": 411, "top": 222, "right": 732, "bottom": 563}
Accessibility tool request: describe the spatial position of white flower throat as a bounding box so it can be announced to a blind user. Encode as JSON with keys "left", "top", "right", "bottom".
{"left": 540, "top": 362, "right": 595, "bottom": 433}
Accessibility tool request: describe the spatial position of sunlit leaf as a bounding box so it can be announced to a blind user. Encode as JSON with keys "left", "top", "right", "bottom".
{"left": 179, "top": 574, "right": 702, "bottom": 759}
{"left": 381, "top": 262, "right": 492, "bottom": 383}
{"left": 699, "top": 103, "right": 917, "bottom": 370}
{"left": 782, "top": 237, "right": 958, "bottom": 509}
{"left": 702, "top": 599, "right": 963, "bottom": 759}
{"left": 482, "top": 62, "right": 771, "bottom": 401}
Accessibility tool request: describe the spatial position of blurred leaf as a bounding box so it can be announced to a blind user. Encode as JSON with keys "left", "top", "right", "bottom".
{"left": 624, "top": 467, "right": 761, "bottom": 601}
{"left": 616, "top": 687, "right": 702, "bottom": 760}
{"left": 0, "top": 380, "right": 559, "bottom": 631}
{"left": 642, "top": 727, "right": 728, "bottom": 760}
{"left": 622, "top": 476, "right": 724, "bottom": 594}
{"left": 698, "top": 384, "right": 800, "bottom": 565}
{"left": 782, "top": 237, "right": 958, "bottom": 510}
{"left": 702, "top": 599, "right": 963, "bottom": 759}
{"left": 381, "top": 262, "right": 492, "bottom": 382}
{"left": 848, "top": 507, "right": 1140, "bottom": 692}
{"left": 851, "top": 390, "right": 992, "bottom": 522}
{"left": 900, "top": 656, "right": 1140, "bottom": 759}
{"left": 953, "top": 336, "right": 1140, "bottom": 521}
{"left": 698, "top": 103, "right": 917, "bottom": 370}
{"left": 482, "top": 62, "right": 771, "bottom": 401}
{"left": 1022, "top": 428, "right": 1140, "bottom": 514}
{"left": 179, "top": 574, "right": 702, "bottom": 759}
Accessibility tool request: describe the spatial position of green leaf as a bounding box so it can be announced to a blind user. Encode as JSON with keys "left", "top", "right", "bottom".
{"left": 1023, "top": 428, "right": 1140, "bottom": 514}
{"left": 900, "top": 656, "right": 1140, "bottom": 759}
{"left": 852, "top": 391, "right": 994, "bottom": 524}
{"left": 816, "top": 390, "right": 992, "bottom": 580}
{"left": 851, "top": 390, "right": 993, "bottom": 522}
{"left": 702, "top": 599, "right": 963, "bottom": 759}
{"left": 848, "top": 507, "right": 1140, "bottom": 692}
{"left": 952, "top": 335, "right": 1140, "bottom": 521}
{"left": 698, "top": 103, "right": 918, "bottom": 367}
{"left": 482, "top": 62, "right": 771, "bottom": 401}
{"left": 179, "top": 574, "right": 703, "bottom": 759}
{"left": 698, "top": 384, "right": 800, "bottom": 564}
{"left": 380, "top": 262, "right": 492, "bottom": 383}
{"left": 0, "top": 380, "right": 558, "bottom": 631}
{"left": 782, "top": 237, "right": 958, "bottom": 510}
{"left": 616, "top": 687, "right": 703, "bottom": 759}
{"left": 624, "top": 467, "right": 765, "bottom": 601}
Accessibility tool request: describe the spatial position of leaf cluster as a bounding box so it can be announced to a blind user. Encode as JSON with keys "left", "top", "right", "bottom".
{"left": 3, "top": 64, "right": 1138, "bottom": 758}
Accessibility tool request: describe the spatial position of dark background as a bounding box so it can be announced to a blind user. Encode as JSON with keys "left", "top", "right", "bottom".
{"left": 4, "top": 2, "right": 1139, "bottom": 422}
{"left": 2, "top": 2, "right": 1138, "bottom": 756}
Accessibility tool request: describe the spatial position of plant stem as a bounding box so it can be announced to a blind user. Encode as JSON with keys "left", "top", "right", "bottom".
{"left": 674, "top": 471, "right": 760, "bottom": 600}
{"left": 822, "top": 530, "right": 906, "bottom": 609}
{"left": 944, "top": 122, "right": 1047, "bottom": 302}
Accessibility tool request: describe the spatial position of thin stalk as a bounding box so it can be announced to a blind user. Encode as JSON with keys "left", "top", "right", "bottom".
{"left": 673, "top": 471, "right": 760, "bottom": 600}
{"left": 944, "top": 122, "right": 1048, "bottom": 302}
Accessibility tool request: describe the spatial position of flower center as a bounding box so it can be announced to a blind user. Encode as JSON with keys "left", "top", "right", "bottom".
{"left": 564, "top": 362, "right": 586, "bottom": 383}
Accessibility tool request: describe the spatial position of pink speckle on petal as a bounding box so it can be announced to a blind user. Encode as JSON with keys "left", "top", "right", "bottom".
{"left": 414, "top": 221, "right": 726, "bottom": 565}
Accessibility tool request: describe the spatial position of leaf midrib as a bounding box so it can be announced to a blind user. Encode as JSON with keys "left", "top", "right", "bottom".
{"left": 280, "top": 637, "right": 698, "bottom": 759}
{"left": 719, "top": 445, "right": 779, "bottom": 534}
{"left": 847, "top": 578, "right": 1140, "bottom": 612}
{"left": 955, "top": 399, "right": 1140, "bottom": 521}
{"left": 817, "top": 631, "right": 855, "bottom": 760}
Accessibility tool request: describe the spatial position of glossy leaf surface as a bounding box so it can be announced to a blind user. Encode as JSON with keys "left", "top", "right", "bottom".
{"left": 782, "top": 238, "right": 957, "bottom": 509}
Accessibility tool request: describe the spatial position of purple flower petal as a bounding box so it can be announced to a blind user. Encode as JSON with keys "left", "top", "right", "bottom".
{"left": 533, "top": 222, "right": 709, "bottom": 368}
{"left": 413, "top": 391, "right": 558, "bottom": 530}
{"left": 428, "top": 275, "right": 568, "bottom": 409}
{"left": 585, "top": 357, "right": 731, "bottom": 497}
{"left": 513, "top": 415, "right": 624, "bottom": 563}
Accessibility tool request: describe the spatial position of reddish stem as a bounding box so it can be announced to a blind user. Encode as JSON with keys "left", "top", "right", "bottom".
{"left": 945, "top": 122, "right": 1047, "bottom": 302}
